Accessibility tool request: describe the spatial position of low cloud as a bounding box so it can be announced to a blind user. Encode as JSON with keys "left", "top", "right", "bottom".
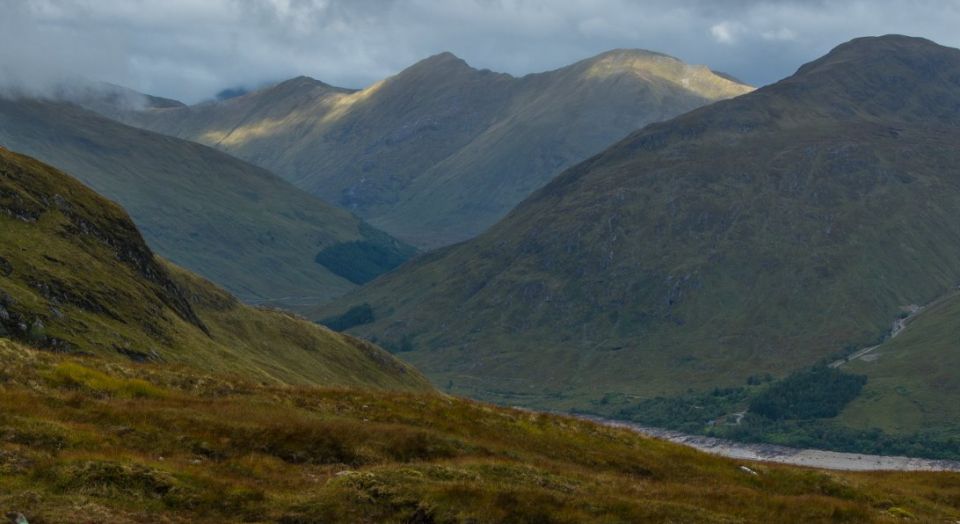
{"left": 2, "top": 0, "right": 959, "bottom": 103}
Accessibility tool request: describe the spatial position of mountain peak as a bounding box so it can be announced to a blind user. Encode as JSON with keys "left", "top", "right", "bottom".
{"left": 565, "top": 47, "right": 753, "bottom": 98}
{"left": 274, "top": 75, "right": 338, "bottom": 91}
{"left": 403, "top": 51, "right": 477, "bottom": 75}
{"left": 254, "top": 75, "right": 355, "bottom": 100}
{"left": 422, "top": 51, "right": 467, "bottom": 64}
{"left": 590, "top": 48, "right": 678, "bottom": 62}
{"left": 569, "top": 48, "right": 681, "bottom": 73}
{"left": 772, "top": 34, "right": 960, "bottom": 123}
{"left": 828, "top": 34, "right": 943, "bottom": 55}
{"left": 796, "top": 34, "right": 953, "bottom": 77}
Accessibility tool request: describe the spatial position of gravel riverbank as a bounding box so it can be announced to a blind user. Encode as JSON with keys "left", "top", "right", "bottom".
{"left": 588, "top": 417, "right": 960, "bottom": 472}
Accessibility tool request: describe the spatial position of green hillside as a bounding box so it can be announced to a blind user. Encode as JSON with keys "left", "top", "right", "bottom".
{"left": 3, "top": 338, "right": 960, "bottom": 523}
{"left": 0, "top": 147, "right": 429, "bottom": 391}
{"left": 840, "top": 289, "right": 960, "bottom": 434}
{"left": 314, "top": 35, "right": 960, "bottom": 421}
{"left": 104, "top": 50, "right": 752, "bottom": 248}
{"left": 0, "top": 98, "right": 413, "bottom": 308}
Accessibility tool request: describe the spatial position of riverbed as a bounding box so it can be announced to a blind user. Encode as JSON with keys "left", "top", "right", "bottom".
{"left": 589, "top": 417, "right": 960, "bottom": 472}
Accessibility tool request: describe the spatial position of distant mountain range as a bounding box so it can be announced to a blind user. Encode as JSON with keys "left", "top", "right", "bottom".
{"left": 94, "top": 50, "right": 752, "bottom": 248}
{"left": 0, "top": 97, "right": 413, "bottom": 308}
{"left": 315, "top": 34, "right": 960, "bottom": 443}
{"left": 0, "top": 146, "right": 429, "bottom": 391}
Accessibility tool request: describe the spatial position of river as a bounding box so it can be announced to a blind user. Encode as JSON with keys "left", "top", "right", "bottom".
{"left": 586, "top": 417, "right": 960, "bottom": 472}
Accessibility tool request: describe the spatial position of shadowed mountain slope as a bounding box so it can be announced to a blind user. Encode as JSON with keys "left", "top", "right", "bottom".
{"left": 0, "top": 98, "right": 413, "bottom": 307}
{"left": 0, "top": 147, "right": 429, "bottom": 391}
{"left": 314, "top": 36, "right": 960, "bottom": 413}
{"left": 106, "top": 50, "right": 752, "bottom": 247}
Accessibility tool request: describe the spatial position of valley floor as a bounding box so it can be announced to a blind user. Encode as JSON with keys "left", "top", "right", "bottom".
{"left": 591, "top": 417, "right": 960, "bottom": 472}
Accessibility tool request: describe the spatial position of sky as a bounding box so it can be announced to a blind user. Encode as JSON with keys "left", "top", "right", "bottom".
{"left": 2, "top": 0, "right": 960, "bottom": 103}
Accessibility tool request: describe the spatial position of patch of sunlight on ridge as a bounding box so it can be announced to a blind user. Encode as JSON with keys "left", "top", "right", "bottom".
{"left": 202, "top": 117, "right": 293, "bottom": 147}
{"left": 318, "top": 79, "right": 385, "bottom": 125}
{"left": 582, "top": 53, "right": 754, "bottom": 100}
{"left": 200, "top": 80, "right": 387, "bottom": 148}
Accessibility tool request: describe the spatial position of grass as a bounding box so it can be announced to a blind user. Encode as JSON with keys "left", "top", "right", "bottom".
{"left": 842, "top": 289, "right": 960, "bottom": 434}
{"left": 3, "top": 338, "right": 960, "bottom": 522}
{"left": 44, "top": 362, "right": 168, "bottom": 399}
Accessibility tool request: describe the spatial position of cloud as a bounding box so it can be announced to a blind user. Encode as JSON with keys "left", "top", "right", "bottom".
{"left": 710, "top": 22, "right": 742, "bottom": 44}
{"left": 1, "top": 0, "right": 960, "bottom": 103}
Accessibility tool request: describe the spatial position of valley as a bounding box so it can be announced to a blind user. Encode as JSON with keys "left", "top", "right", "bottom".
{"left": 3, "top": 3, "right": 960, "bottom": 518}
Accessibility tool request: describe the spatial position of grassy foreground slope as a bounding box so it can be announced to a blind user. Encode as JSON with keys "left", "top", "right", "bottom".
{"left": 109, "top": 50, "right": 751, "bottom": 247}
{"left": 0, "top": 98, "right": 413, "bottom": 307}
{"left": 316, "top": 35, "right": 960, "bottom": 412}
{"left": 3, "top": 339, "right": 960, "bottom": 523}
{"left": 0, "top": 147, "right": 428, "bottom": 391}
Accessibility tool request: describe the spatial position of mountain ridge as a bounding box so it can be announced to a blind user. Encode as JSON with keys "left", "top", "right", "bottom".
{"left": 93, "top": 48, "right": 752, "bottom": 248}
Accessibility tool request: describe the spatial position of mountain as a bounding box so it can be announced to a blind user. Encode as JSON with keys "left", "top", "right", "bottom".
{"left": 313, "top": 36, "right": 960, "bottom": 418}
{"left": 0, "top": 147, "right": 429, "bottom": 391}
{"left": 101, "top": 50, "right": 752, "bottom": 248}
{"left": 0, "top": 97, "right": 414, "bottom": 307}
{"left": 4, "top": 338, "right": 960, "bottom": 522}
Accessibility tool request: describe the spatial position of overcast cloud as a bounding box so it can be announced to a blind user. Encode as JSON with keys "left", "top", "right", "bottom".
{"left": 2, "top": 0, "right": 960, "bottom": 103}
